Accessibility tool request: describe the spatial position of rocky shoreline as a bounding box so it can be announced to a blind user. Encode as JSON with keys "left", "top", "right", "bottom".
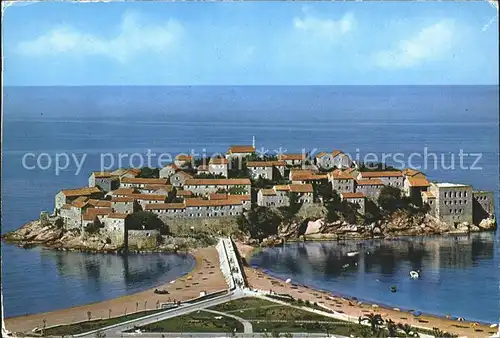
{"left": 242, "top": 211, "right": 497, "bottom": 247}
{"left": 1, "top": 219, "right": 213, "bottom": 254}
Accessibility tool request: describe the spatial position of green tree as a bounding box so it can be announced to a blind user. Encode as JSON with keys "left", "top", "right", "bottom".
{"left": 137, "top": 167, "right": 159, "bottom": 178}
{"left": 245, "top": 207, "right": 281, "bottom": 239}
{"left": 378, "top": 186, "right": 405, "bottom": 212}
{"left": 313, "top": 180, "right": 333, "bottom": 201}
{"left": 54, "top": 217, "right": 65, "bottom": 229}
{"left": 397, "top": 323, "right": 419, "bottom": 337}
{"left": 126, "top": 211, "right": 167, "bottom": 233}
{"left": 361, "top": 313, "right": 384, "bottom": 334}
{"left": 85, "top": 219, "right": 102, "bottom": 234}
{"left": 324, "top": 190, "right": 342, "bottom": 222}
{"left": 385, "top": 319, "right": 398, "bottom": 337}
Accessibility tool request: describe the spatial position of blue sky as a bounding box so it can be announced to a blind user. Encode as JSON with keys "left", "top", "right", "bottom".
{"left": 3, "top": 1, "right": 499, "bottom": 85}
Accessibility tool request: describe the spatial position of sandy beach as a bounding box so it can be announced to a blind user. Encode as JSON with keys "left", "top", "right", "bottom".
{"left": 5, "top": 247, "right": 226, "bottom": 334}
{"left": 237, "top": 242, "right": 497, "bottom": 338}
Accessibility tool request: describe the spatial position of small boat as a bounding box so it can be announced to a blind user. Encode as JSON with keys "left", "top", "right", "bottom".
{"left": 342, "top": 264, "right": 350, "bottom": 268}
{"left": 347, "top": 251, "right": 359, "bottom": 257}
{"left": 409, "top": 270, "right": 419, "bottom": 279}
{"left": 390, "top": 285, "right": 397, "bottom": 293}
{"left": 154, "top": 289, "right": 170, "bottom": 295}
{"left": 285, "top": 278, "right": 292, "bottom": 284}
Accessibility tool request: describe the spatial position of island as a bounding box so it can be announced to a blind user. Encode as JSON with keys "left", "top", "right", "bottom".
{"left": 3, "top": 145, "right": 496, "bottom": 252}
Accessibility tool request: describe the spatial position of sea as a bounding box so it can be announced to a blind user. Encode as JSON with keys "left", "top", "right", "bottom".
{"left": 1, "top": 85, "right": 499, "bottom": 320}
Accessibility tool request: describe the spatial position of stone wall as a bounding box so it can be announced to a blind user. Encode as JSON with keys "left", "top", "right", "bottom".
{"left": 164, "top": 216, "right": 239, "bottom": 236}
{"left": 126, "top": 229, "right": 160, "bottom": 250}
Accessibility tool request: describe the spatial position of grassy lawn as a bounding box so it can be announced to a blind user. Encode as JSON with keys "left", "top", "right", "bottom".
{"left": 137, "top": 310, "right": 244, "bottom": 333}
{"left": 209, "top": 297, "right": 276, "bottom": 312}
{"left": 253, "top": 321, "right": 372, "bottom": 336}
{"left": 43, "top": 309, "right": 163, "bottom": 336}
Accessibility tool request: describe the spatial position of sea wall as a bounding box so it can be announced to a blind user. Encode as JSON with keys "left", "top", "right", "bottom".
{"left": 163, "top": 216, "right": 239, "bottom": 236}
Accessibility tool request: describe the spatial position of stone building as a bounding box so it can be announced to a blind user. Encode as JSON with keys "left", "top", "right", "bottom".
{"left": 402, "top": 168, "right": 426, "bottom": 179}
{"left": 328, "top": 170, "right": 355, "bottom": 194}
{"left": 107, "top": 187, "right": 136, "bottom": 198}
{"left": 357, "top": 171, "right": 404, "bottom": 188}
{"left": 355, "top": 179, "right": 384, "bottom": 200}
{"left": 87, "top": 199, "right": 112, "bottom": 208}
{"left": 247, "top": 161, "right": 286, "bottom": 181}
{"left": 421, "top": 191, "right": 437, "bottom": 215}
{"left": 120, "top": 177, "right": 168, "bottom": 189}
{"left": 226, "top": 145, "right": 255, "bottom": 159}
{"left": 473, "top": 191, "right": 495, "bottom": 223}
{"left": 428, "top": 182, "right": 473, "bottom": 226}
{"left": 340, "top": 192, "right": 366, "bottom": 214}
{"left": 257, "top": 188, "right": 289, "bottom": 208}
{"left": 169, "top": 171, "right": 194, "bottom": 187}
{"left": 145, "top": 197, "right": 246, "bottom": 218}
{"left": 289, "top": 170, "right": 328, "bottom": 185}
{"left": 111, "top": 196, "right": 137, "bottom": 214}
{"left": 55, "top": 187, "right": 102, "bottom": 211}
{"left": 277, "top": 153, "right": 306, "bottom": 167}
{"left": 315, "top": 150, "right": 352, "bottom": 170}
{"left": 174, "top": 154, "right": 193, "bottom": 169}
{"left": 145, "top": 203, "right": 187, "bottom": 218}
{"left": 184, "top": 178, "right": 251, "bottom": 197}
{"left": 88, "top": 172, "right": 117, "bottom": 192}
{"left": 137, "top": 184, "right": 173, "bottom": 196}
{"left": 208, "top": 157, "right": 229, "bottom": 177}
{"left": 133, "top": 194, "right": 168, "bottom": 209}
{"left": 104, "top": 213, "right": 128, "bottom": 232}
{"left": 403, "top": 176, "right": 430, "bottom": 206}
{"left": 159, "top": 164, "right": 179, "bottom": 179}
{"left": 112, "top": 168, "right": 141, "bottom": 178}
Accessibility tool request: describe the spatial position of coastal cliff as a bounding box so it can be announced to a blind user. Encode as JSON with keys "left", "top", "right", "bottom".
{"left": 2, "top": 219, "right": 216, "bottom": 253}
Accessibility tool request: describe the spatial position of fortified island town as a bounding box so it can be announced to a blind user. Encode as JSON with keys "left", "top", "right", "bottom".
{"left": 4, "top": 143, "right": 497, "bottom": 252}
{"left": 2, "top": 143, "right": 499, "bottom": 338}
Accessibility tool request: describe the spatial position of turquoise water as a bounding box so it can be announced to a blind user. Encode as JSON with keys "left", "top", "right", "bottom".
{"left": 2, "top": 85, "right": 498, "bottom": 318}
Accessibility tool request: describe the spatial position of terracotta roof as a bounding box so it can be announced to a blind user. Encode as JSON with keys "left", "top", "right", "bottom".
{"left": 293, "top": 173, "right": 328, "bottom": 181}
{"left": 162, "top": 163, "right": 180, "bottom": 170}
{"left": 329, "top": 171, "right": 354, "bottom": 180}
{"left": 87, "top": 199, "right": 112, "bottom": 208}
{"left": 185, "top": 178, "right": 251, "bottom": 186}
{"left": 247, "top": 161, "right": 286, "bottom": 167}
{"left": 175, "top": 154, "right": 192, "bottom": 161}
{"left": 277, "top": 154, "right": 305, "bottom": 161}
{"left": 356, "top": 179, "right": 384, "bottom": 186}
{"left": 359, "top": 171, "right": 403, "bottom": 178}
{"left": 92, "top": 171, "right": 114, "bottom": 178}
{"left": 315, "top": 152, "right": 329, "bottom": 158}
{"left": 121, "top": 177, "right": 168, "bottom": 185}
{"left": 289, "top": 184, "right": 313, "bottom": 193}
{"left": 403, "top": 168, "right": 425, "bottom": 177}
{"left": 209, "top": 193, "right": 228, "bottom": 200}
{"left": 60, "top": 187, "right": 101, "bottom": 197}
{"left": 145, "top": 203, "right": 186, "bottom": 210}
{"left": 72, "top": 200, "right": 89, "bottom": 208}
{"left": 111, "top": 168, "right": 141, "bottom": 177}
{"left": 132, "top": 194, "right": 168, "bottom": 201}
{"left": 341, "top": 192, "right": 365, "bottom": 199}
{"left": 407, "top": 177, "right": 430, "bottom": 187}
{"left": 107, "top": 213, "right": 129, "bottom": 219}
{"left": 111, "top": 197, "right": 136, "bottom": 203}
{"left": 228, "top": 194, "right": 251, "bottom": 202}
{"left": 176, "top": 190, "right": 194, "bottom": 196}
{"left": 331, "top": 150, "right": 342, "bottom": 157}
{"left": 185, "top": 198, "right": 242, "bottom": 207}
{"left": 422, "top": 191, "right": 436, "bottom": 198}
{"left": 209, "top": 158, "right": 229, "bottom": 165}
{"left": 228, "top": 145, "right": 255, "bottom": 154}
{"left": 110, "top": 188, "right": 136, "bottom": 195}
{"left": 274, "top": 185, "right": 291, "bottom": 191}
{"left": 82, "top": 208, "right": 112, "bottom": 220}
{"left": 260, "top": 189, "right": 276, "bottom": 196}
{"left": 143, "top": 184, "right": 173, "bottom": 192}
{"left": 345, "top": 168, "right": 357, "bottom": 174}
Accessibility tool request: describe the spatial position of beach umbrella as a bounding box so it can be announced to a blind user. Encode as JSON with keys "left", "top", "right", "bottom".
{"left": 412, "top": 311, "right": 422, "bottom": 317}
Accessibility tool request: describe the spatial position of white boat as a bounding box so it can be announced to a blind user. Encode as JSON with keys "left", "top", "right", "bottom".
{"left": 409, "top": 271, "right": 419, "bottom": 279}
{"left": 285, "top": 278, "right": 292, "bottom": 284}
{"left": 347, "top": 251, "right": 359, "bottom": 257}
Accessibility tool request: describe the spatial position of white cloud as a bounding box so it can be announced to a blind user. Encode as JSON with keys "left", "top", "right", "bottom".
{"left": 17, "top": 12, "right": 182, "bottom": 63}
{"left": 293, "top": 8, "right": 355, "bottom": 42}
{"left": 374, "top": 20, "right": 455, "bottom": 69}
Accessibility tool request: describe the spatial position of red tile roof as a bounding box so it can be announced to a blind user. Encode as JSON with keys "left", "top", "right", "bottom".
{"left": 110, "top": 188, "right": 136, "bottom": 195}
{"left": 422, "top": 191, "right": 436, "bottom": 198}
{"left": 341, "top": 192, "right": 365, "bottom": 199}
{"left": 356, "top": 179, "right": 384, "bottom": 186}
{"left": 87, "top": 199, "right": 112, "bottom": 208}
{"left": 289, "top": 184, "right": 313, "bottom": 193}
{"left": 277, "top": 154, "right": 306, "bottom": 161}
{"left": 107, "top": 213, "right": 129, "bottom": 219}
{"left": 175, "top": 154, "right": 192, "bottom": 161}
{"left": 82, "top": 208, "right": 113, "bottom": 220}
{"left": 209, "top": 158, "right": 229, "bottom": 165}
{"left": 185, "top": 178, "right": 251, "bottom": 186}
{"left": 111, "top": 197, "right": 136, "bottom": 203}
{"left": 247, "top": 161, "right": 286, "bottom": 167}
{"left": 407, "top": 177, "right": 430, "bottom": 187}
{"left": 359, "top": 171, "right": 403, "bottom": 178}
{"left": 260, "top": 189, "right": 276, "bottom": 196}
{"left": 227, "top": 145, "right": 255, "bottom": 154}
{"left": 92, "top": 172, "right": 114, "bottom": 178}
{"left": 121, "top": 178, "right": 168, "bottom": 185}
{"left": 185, "top": 198, "right": 242, "bottom": 207}
{"left": 132, "top": 194, "right": 168, "bottom": 201}
{"left": 60, "top": 187, "right": 101, "bottom": 197}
